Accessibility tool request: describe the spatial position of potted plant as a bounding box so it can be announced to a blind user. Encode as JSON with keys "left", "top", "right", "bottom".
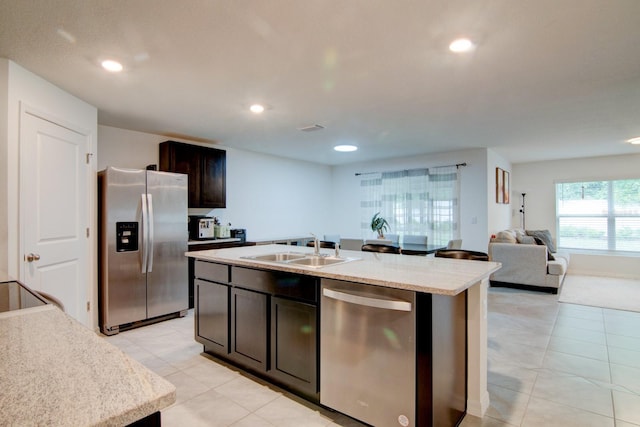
{"left": 370, "top": 212, "right": 390, "bottom": 238}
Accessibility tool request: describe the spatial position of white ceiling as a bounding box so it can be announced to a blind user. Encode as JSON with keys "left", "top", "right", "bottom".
{"left": 1, "top": 0, "right": 639, "bottom": 165}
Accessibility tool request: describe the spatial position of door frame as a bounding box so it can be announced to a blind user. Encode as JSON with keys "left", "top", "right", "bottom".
{"left": 18, "top": 102, "right": 96, "bottom": 328}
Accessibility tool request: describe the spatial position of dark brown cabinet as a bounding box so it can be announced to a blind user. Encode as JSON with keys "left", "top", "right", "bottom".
{"left": 193, "top": 260, "right": 319, "bottom": 400}
{"left": 230, "top": 287, "right": 268, "bottom": 370}
{"left": 195, "top": 278, "right": 229, "bottom": 355}
{"left": 159, "top": 141, "right": 226, "bottom": 208}
{"left": 270, "top": 296, "right": 317, "bottom": 398}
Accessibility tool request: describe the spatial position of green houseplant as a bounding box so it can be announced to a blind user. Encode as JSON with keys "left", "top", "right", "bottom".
{"left": 370, "top": 212, "right": 390, "bottom": 238}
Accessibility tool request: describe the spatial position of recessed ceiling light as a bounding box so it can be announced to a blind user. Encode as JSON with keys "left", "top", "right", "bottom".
{"left": 449, "top": 38, "right": 475, "bottom": 53}
{"left": 101, "top": 59, "right": 123, "bottom": 72}
{"left": 249, "top": 104, "right": 265, "bottom": 114}
{"left": 334, "top": 145, "right": 358, "bottom": 152}
{"left": 626, "top": 136, "right": 640, "bottom": 145}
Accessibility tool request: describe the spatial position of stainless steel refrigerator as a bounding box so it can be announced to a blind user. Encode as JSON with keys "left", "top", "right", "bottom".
{"left": 98, "top": 166, "right": 188, "bottom": 335}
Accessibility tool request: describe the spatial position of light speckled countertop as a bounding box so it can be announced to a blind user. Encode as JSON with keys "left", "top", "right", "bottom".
{"left": 0, "top": 304, "right": 176, "bottom": 426}
{"left": 187, "top": 244, "right": 501, "bottom": 295}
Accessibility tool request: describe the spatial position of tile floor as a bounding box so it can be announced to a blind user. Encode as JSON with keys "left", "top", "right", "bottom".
{"left": 103, "top": 285, "right": 640, "bottom": 426}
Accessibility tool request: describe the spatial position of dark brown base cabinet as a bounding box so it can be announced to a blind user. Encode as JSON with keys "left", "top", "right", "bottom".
{"left": 194, "top": 260, "right": 319, "bottom": 400}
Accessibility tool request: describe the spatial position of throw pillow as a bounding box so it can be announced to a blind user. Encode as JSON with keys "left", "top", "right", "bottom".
{"left": 494, "top": 231, "right": 517, "bottom": 243}
{"left": 517, "top": 235, "right": 536, "bottom": 244}
{"left": 533, "top": 237, "right": 556, "bottom": 260}
{"left": 526, "top": 229, "right": 556, "bottom": 253}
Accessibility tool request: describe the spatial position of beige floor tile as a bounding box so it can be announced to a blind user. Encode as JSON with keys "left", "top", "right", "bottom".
{"left": 214, "top": 375, "right": 282, "bottom": 412}
{"left": 608, "top": 346, "right": 640, "bottom": 369}
{"left": 547, "top": 334, "right": 609, "bottom": 361}
{"left": 615, "top": 421, "right": 640, "bottom": 427}
{"left": 230, "top": 413, "right": 276, "bottom": 426}
{"left": 164, "top": 370, "right": 212, "bottom": 404}
{"left": 558, "top": 304, "right": 604, "bottom": 321}
{"left": 182, "top": 357, "right": 240, "bottom": 389}
{"left": 485, "top": 384, "right": 530, "bottom": 426}
{"left": 487, "top": 360, "right": 539, "bottom": 395}
{"left": 521, "top": 396, "right": 614, "bottom": 427}
{"left": 531, "top": 372, "right": 614, "bottom": 417}
{"left": 554, "top": 315, "right": 605, "bottom": 333}
{"left": 170, "top": 388, "right": 251, "bottom": 427}
{"left": 605, "top": 317, "right": 640, "bottom": 338}
{"left": 611, "top": 363, "right": 640, "bottom": 395}
{"left": 552, "top": 323, "right": 607, "bottom": 345}
{"left": 488, "top": 339, "right": 547, "bottom": 369}
{"left": 613, "top": 390, "right": 640, "bottom": 425}
{"left": 459, "top": 413, "right": 518, "bottom": 426}
{"left": 253, "top": 395, "right": 335, "bottom": 426}
{"left": 542, "top": 350, "right": 611, "bottom": 382}
{"left": 607, "top": 333, "right": 640, "bottom": 352}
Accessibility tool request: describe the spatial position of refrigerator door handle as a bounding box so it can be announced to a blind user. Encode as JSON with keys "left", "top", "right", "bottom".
{"left": 141, "top": 193, "right": 149, "bottom": 274}
{"left": 147, "top": 193, "right": 154, "bottom": 272}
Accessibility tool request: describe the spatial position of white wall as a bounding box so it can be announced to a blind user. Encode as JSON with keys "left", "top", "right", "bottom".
{"left": 0, "top": 60, "right": 8, "bottom": 273}
{"left": 487, "top": 149, "right": 513, "bottom": 234}
{"left": 329, "top": 148, "right": 492, "bottom": 252}
{"left": 513, "top": 153, "right": 640, "bottom": 237}
{"left": 98, "top": 126, "right": 334, "bottom": 241}
{"left": 513, "top": 153, "right": 640, "bottom": 277}
{"left": 1, "top": 59, "right": 98, "bottom": 278}
{"left": 0, "top": 59, "right": 97, "bottom": 326}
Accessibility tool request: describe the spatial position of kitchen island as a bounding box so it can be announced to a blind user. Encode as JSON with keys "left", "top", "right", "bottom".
{"left": 187, "top": 244, "right": 500, "bottom": 426}
{"left": 0, "top": 278, "right": 176, "bottom": 426}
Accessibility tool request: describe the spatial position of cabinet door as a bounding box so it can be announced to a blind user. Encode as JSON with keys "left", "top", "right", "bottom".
{"left": 195, "top": 279, "right": 229, "bottom": 355}
{"left": 159, "top": 141, "right": 201, "bottom": 206}
{"left": 230, "top": 287, "right": 268, "bottom": 371}
{"left": 200, "top": 148, "right": 226, "bottom": 208}
{"left": 270, "top": 296, "right": 317, "bottom": 397}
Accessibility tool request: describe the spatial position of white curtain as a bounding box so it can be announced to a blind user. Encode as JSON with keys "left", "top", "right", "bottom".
{"left": 360, "top": 166, "right": 460, "bottom": 246}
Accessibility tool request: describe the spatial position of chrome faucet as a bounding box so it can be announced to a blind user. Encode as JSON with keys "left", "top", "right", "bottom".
{"left": 334, "top": 242, "right": 340, "bottom": 257}
{"left": 310, "top": 233, "right": 320, "bottom": 256}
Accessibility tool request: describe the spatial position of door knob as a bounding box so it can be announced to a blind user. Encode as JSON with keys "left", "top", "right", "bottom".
{"left": 25, "top": 253, "right": 41, "bottom": 262}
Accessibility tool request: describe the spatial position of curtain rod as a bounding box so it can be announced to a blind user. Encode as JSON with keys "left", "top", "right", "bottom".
{"left": 354, "top": 162, "right": 467, "bottom": 176}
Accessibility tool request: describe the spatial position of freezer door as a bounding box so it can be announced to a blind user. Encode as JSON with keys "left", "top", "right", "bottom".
{"left": 99, "top": 167, "right": 147, "bottom": 332}
{"left": 145, "top": 170, "right": 189, "bottom": 318}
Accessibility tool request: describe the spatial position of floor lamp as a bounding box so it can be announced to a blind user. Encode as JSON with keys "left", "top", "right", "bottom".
{"left": 519, "top": 193, "right": 526, "bottom": 229}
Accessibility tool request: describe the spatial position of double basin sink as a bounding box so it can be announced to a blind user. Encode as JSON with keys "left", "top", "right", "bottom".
{"left": 242, "top": 252, "right": 359, "bottom": 269}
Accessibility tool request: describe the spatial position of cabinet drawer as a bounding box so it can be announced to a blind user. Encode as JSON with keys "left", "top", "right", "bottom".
{"left": 231, "top": 267, "right": 317, "bottom": 303}
{"left": 195, "top": 261, "right": 229, "bottom": 283}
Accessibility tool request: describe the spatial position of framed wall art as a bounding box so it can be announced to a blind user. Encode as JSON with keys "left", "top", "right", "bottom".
{"left": 503, "top": 170, "right": 510, "bottom": 204}
{"left": 496, "top": 167, "right": 504, "bottom": 203}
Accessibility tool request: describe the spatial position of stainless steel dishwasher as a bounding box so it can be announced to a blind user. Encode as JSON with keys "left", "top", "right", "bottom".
{"left": 320, "top": 278, "right": 416, "bottom": 427}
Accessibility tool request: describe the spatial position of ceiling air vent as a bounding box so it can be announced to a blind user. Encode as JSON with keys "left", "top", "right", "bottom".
{"left": 298, "top": 124, "right": 325, "bottom": 132}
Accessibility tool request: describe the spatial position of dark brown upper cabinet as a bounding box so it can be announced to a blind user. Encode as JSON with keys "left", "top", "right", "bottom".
{"left": 159, "top": 141, "right": 226, "bottom": 208}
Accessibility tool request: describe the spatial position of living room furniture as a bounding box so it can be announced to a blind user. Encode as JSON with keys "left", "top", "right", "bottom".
{"left": 488, "top": 230, "right": 569, "bottom": 294}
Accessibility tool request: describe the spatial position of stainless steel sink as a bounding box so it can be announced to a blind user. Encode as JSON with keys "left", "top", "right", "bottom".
{"left": 242, "top": 252, "right": 359, "bottom": 268}
{"left": 288, "top": 256, "right": 352, "bottom": 268}
{"left": 246, "top": 252, "right": 307, "bottom": 262}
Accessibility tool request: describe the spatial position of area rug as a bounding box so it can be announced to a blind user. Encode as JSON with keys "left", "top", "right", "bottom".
{"left": 559, "top": 275, "right": 640, "bottom": 313}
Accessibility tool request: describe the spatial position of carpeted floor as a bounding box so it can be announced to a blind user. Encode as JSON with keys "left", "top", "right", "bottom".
{"left": 559, "top": 274, "right": 640, "bottom": 313}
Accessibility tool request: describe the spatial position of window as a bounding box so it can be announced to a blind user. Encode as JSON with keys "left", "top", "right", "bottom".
{"left": 555, "top": 179, "right": 640, "bottom": 252}
{"left": 360, "top": 166, "right": 459, "bottom": 246}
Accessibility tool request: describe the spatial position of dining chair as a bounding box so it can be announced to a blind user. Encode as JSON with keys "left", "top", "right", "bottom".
{"left": 434, "top": 249, "right": 488, "bottom": 261}
{"left": 446, "top": 239, "right": 463, "bottom": 249}
{"left": 365, "top": 238, "right": 393, "bottom": 245}
{"left": 361, "top": 243, "right": 401, "bottom": 254}
{"left": 306, "top": 240, "right": 336, "bottom": 249}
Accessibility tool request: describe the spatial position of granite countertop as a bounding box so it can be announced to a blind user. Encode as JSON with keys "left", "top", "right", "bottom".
{"left": 187, "top": 244, "right": 501, "bottom": 296}
{"left": 0, "top": 305, "right": 176, "bottom": 426}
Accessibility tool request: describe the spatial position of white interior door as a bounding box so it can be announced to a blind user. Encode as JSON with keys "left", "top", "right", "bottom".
{"left": 20, "top": 109, "right": 90, "bottom": 326}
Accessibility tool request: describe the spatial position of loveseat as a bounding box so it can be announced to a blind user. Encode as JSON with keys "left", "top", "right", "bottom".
{"left": 488, "top": 229, "right": 570, "bottom": 294}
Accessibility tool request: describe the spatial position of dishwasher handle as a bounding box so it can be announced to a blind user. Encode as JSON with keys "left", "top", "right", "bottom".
{"left": 322, "top": 288, "right": 412, "bottom": 312}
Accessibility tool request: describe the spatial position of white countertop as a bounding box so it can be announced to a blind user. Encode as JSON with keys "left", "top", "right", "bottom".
{"left": 0, "top": 305, "right": 176, "bottom": 426}
{"left": 187, "top": 244, "right": 501, "bottom": 296}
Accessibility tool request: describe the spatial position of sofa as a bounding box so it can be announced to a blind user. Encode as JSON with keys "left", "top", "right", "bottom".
{"left": 488, "top": 229, "right": 570, "bottom": 294}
